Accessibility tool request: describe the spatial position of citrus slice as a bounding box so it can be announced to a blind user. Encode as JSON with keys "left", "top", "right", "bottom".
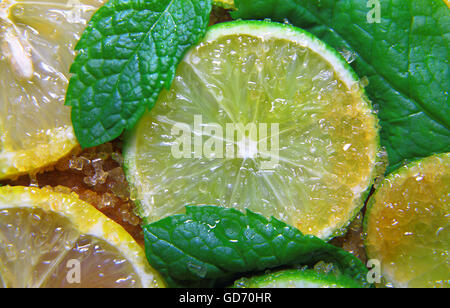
{"left": 124, "top": 20, "right": 379, "bottom": 240}
{"left": 364, "top": 153, "right": 449, "bottom": 288}
{"left": 0, "top": 185, "right": 164, "bottom": 288}
{"left": 233, "top": 269, "right": 362, "bottom": 288}
{"left": 0, "top": 0, "right": 106, "bottom": 180}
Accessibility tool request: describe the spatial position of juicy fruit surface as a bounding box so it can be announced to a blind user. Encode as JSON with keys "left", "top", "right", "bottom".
{"left": 233, "top": 269, "right": 362, "bottom": 288}
{"left": 125, "top": 21, "right": 379, "bottom": 239}
{"left": 65, "top": 0, "right": 212, "bottom": 148}
{"left": 0, "top": 186, "right": 163, "bottom": 288}
{"left": 0, "top": 0, "right": 105, "bottom": 179}
{"left": 365, "top": 153, "right": 450, "bottom": 288}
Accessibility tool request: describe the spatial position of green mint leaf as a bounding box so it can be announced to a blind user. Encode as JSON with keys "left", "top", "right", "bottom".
{"left": 66, "top": 0, "right": 212, "bottom": 148}
{"left": 143, "top": 206, "right": 369, "bottom": 288}
{"left": 232, "top": 0, "right": 450, "bottom": 173}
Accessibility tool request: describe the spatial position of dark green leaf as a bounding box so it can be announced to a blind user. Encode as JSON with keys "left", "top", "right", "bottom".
{"left": 232, "top": 0, "right": 450, "bottom": 173}
{"left": 66, "top": 0, "right": 212, "bottom": 148}
{"left": 143, "top": 206, "right": 369, "bottom": 288}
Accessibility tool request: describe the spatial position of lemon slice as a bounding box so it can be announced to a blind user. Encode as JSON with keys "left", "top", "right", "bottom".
{"left": 0, "top": 0, "right": 106, "bottom": 180}
{"left": 124, "top": 21, "right": 379, "bottom": 240}
{"left": 0, "top": 185, "right": 164, "bottom": 288}
{"left": 364, "top": 153, "right": 449, "bottom": 288}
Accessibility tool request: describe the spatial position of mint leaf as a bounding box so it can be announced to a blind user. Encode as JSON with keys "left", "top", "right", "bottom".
{"left": 66, "top": 0, "right": 212, "bottom": 148}
{"left": 232, "top": 0, "right": 450, "bottom": 173}
{"left": 143, "top": 206, "right": 369, "bottom": 288}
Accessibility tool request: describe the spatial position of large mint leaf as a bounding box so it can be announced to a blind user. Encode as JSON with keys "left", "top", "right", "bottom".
{"left": 233, "top": 0, "right": 450, "bottom": 173}
{"left": 143, "top": 206, "right": 369, "bottom": 288}
{"left": 66, "top": 0, "right": 211, "bottom": 148}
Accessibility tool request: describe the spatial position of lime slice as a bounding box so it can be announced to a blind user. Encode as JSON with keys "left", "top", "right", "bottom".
{"left": 0, "top": 186, "right": 164, "bottom": 288}
{"left": 364, "top": 153, "right": 449, "bottom": 288}
{"left": 0, "top": 0, "right": 105, "bottom": 180}
{"left": 233, "top": 269, "right": 362, "bottom": 288}
{"left": 124, "top": 20, "right": 379, "bottom": 240}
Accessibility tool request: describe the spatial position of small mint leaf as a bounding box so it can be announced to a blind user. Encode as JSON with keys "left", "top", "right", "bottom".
{"left": 143, "top": 206, "right": 369, "bottom": 288}
{"left": 66, "top": 0, "right": 212, "bottom": 148}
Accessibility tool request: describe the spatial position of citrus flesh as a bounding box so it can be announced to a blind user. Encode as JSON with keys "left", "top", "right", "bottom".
{"left": 233, "top": 269, "right": 362, "bottom": 288}
{"left": 0, "top": 186, "right": 164, "bottom": 288}
{"left": 125, "top": 21, "right": 379, "bottom": 240}
{"left": 364, "top": 153, "right": 449, "bottom": 288}
{"left": 0, "top": 0, "right": 105, "bottom": 180}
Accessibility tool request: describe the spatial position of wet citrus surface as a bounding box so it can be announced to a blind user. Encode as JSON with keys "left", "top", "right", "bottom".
{"left": 1, "top": 138, "right": 367, "bottom": 257}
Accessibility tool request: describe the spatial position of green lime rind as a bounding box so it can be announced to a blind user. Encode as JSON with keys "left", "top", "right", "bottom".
{"left": 233, "top": 269, "right": 363, "bottom": 288}
{"left": 364, "top": 152, "right": 450, "bottom": 288}
{"left": 124, "top": 20, "right": 380, "bottom": 241}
